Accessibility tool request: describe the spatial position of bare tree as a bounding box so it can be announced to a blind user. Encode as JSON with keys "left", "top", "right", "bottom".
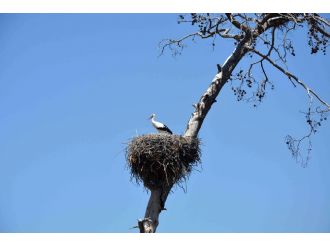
{"left": 137, "top": 13, "right": 329, "bottom": 233}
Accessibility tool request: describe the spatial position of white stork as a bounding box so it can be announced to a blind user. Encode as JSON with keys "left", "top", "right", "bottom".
{"left": 149, "top": 113, "right": 173, "bottom": 134}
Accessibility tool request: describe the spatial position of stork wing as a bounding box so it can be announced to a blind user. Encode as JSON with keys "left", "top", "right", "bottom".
{"left": 160, "top": 124, "right": 173, "bottom": 134}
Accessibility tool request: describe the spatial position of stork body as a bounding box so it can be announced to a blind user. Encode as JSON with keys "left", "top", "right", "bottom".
{"left": 149, "top": 113, "right": 173, "bottom": 134}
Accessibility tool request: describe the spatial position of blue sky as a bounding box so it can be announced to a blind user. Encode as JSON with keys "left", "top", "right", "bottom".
{"left": 0, "top": 14, "right": 329, "bottom": 233}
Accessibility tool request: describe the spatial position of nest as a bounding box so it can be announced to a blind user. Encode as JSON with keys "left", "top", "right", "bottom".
{"left": 125, "top": 134, "right": 201, "bottom": 190}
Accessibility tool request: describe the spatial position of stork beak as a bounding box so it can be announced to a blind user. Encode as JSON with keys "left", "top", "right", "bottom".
{"left": 148, "top": 115, "right": 153, "bottom": 120}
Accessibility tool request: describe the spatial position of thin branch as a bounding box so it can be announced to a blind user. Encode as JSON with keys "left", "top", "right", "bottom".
{"left": 252, "top": 49, "right": 330, "bottom": 111}
{"left": 246, "top": 28, "right": 276, "bottom": 78}
{"left": 313, "top": 14, "right": 330, "bottom": 26}
{"left": 159, "top": 32, "right": 199, "bottom": 56}
{"left": 260, "top": 61, "right": 268, "bottom": 83}
{"left": 314, "top": 25, "right": 330, "bottom": 38}
{"left": 265, "top": 27, "right": 276, "bottom": 57}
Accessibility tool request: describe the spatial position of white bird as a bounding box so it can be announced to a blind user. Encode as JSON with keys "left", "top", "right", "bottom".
{"left": 149, "top": 113, "right": 173, "bottom": 134}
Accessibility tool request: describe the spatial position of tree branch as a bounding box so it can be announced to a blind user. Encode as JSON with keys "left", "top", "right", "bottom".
{"left": 252, "top": 49, "right": 330, "bottom": 111}
{"left": 226, "top": 13, "right": 249, "bottom": 33}
{"left": 159, "top": 32, "right": 199, "bottom": 56}
{"left": 314, "top": 24, "right": 330, "bottom": 38}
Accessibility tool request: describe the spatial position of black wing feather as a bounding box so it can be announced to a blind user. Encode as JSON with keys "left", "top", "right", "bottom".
{"left": 158, "top": 124, "right": 173, "bottom": 134}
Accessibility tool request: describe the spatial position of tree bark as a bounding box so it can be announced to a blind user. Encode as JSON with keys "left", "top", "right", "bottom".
{"left": 138, "top": 32, "right": 252, "bottom": 233}
{"left": 184, "top": 35, "right": 251, "bottom": 138}
{"left": 138, "top": 189, "right": 161, "bottom": 233}
{"left": 138, "top": 187, "right": 171, "bottom": 233}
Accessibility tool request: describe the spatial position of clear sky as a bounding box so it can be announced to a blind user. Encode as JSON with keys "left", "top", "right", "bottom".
{"left": 0, "top": 14, "right": 329, "bottom": 233}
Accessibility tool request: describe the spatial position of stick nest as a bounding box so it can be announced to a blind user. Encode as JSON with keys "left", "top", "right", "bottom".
{"left": 126, "top": 134, "right": 201, "bottom": 190}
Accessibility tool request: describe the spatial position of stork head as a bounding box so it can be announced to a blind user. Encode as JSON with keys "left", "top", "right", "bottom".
{"left": 149, "top": 113, "right": 156, "bottom": 119}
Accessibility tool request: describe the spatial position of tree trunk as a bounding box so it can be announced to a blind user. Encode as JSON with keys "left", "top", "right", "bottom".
{"left": 184, "top": 33, "right": 251, "bottom": 137}
{"left": 138, "top": 32, "right": 252, "bottom": 233}
{"left": 138, "top": 187, "right": 171, "bottom": 233}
